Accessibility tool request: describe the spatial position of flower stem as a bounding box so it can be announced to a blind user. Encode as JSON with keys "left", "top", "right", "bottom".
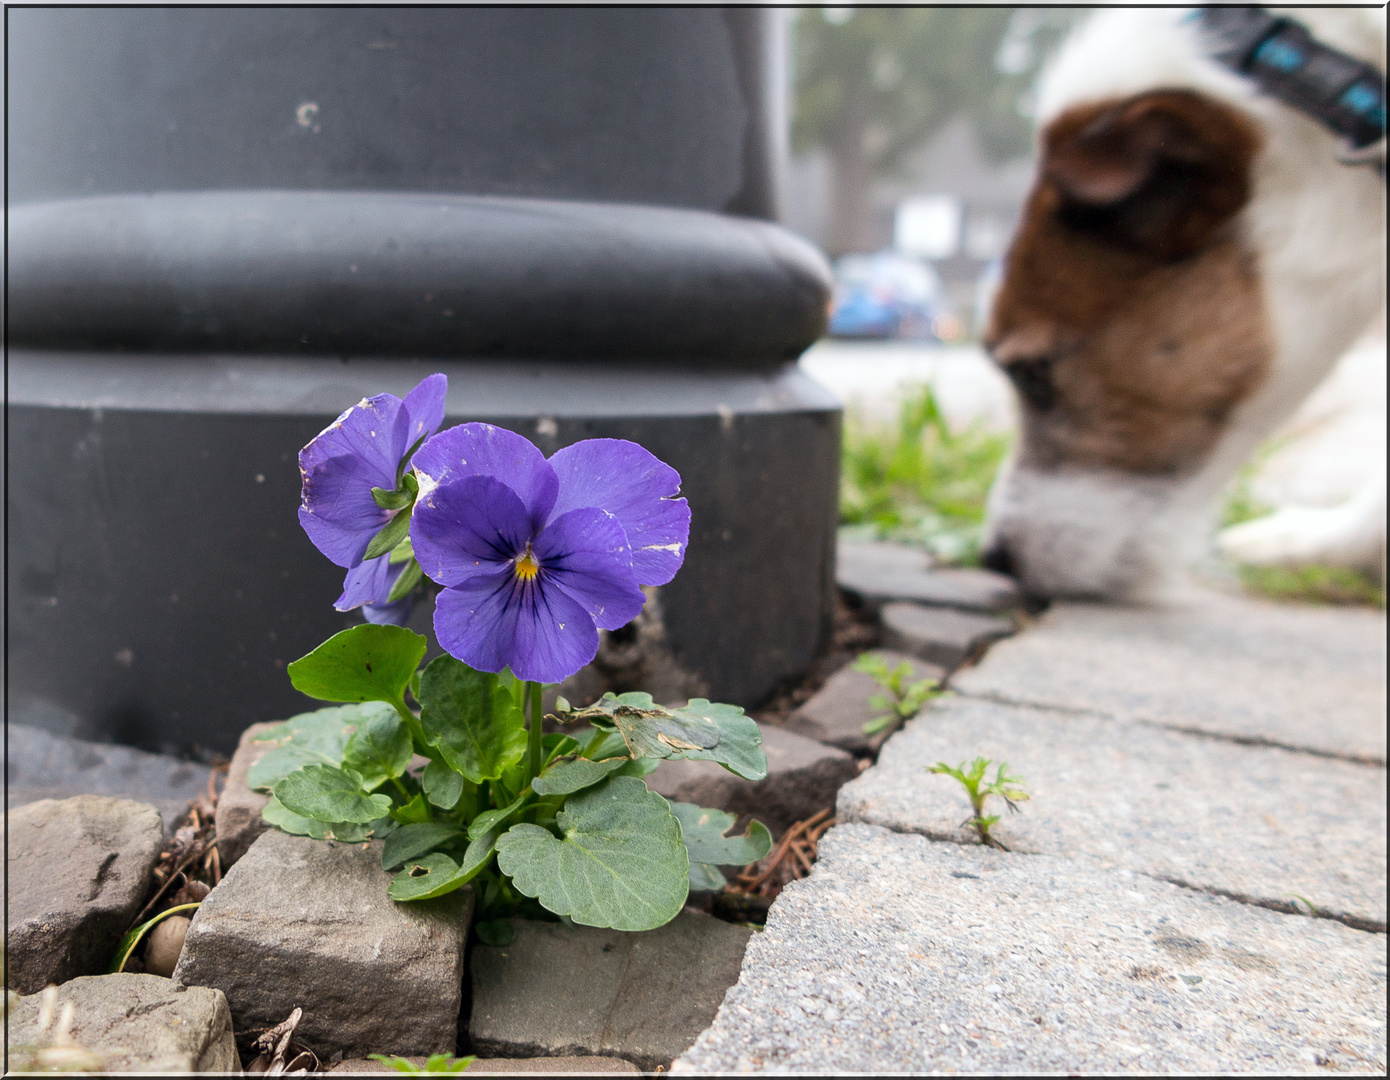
{"left": 526, "top": 681, "right": 544, "bottom": 784}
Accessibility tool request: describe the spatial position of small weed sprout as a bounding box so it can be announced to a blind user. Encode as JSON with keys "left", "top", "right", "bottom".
{"left": 929, "top": 756, "right": 1028, "bottom": 849}
{"left": 369, "top": 1053, "right": 476, "bottom": 1074}
{"left": 854, "top": 651, "right": 942, "bottom": 736}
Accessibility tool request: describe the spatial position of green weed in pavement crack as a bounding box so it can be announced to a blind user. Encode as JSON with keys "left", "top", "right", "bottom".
{"left": 854, "top": 651, "right": 943, "bottom": 738}
{"left": 929, "top": 756, "right": 1028, "bottom": 849}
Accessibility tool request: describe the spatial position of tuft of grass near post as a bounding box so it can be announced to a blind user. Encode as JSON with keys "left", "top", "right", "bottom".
{"left": 840, "top": 384, "right": 1012, "bottom": 566}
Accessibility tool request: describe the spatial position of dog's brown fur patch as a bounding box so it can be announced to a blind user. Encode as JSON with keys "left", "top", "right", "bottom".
{"left": 987, "top": 91, "right": 1274, "bottom": 475}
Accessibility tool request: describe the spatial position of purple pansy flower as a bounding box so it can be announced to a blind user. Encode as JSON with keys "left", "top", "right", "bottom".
{"left": 409, "top": 424, "right": 690, "bottom": 684}
{"left": 297, "top": 373, "right": 447, "bottom": 618}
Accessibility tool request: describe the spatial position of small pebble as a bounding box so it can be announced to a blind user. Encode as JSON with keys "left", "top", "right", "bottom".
{"left": 144, "top": 916, "right": 191, "bottom": 978}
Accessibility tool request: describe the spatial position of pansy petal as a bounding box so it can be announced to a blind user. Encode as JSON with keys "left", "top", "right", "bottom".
{"left": 534, "top": 507, "right": 645, "bottom": 632}
{"left": 434, "top": 573, "right": 599, "bottom": 685}
{"left": 401, "top": 373, "right": 448, "bottom": 455}
{"left": 362, "top": 597, "right": 415, "bottom": 626}
{"left": 302, "top": 394, "right": 408, "bottom": 492}
{"left": 411, "top": 475, "right": 532, "bottom": 588}
{"left": 334, "top": 555, "right": 400, "bottom": 611}
{"left": 547, "top": 439, "right": 690, "bottom": 586}
{"left": 298, "top": 453, "right": 396, "bottom": 567}
{"left": 413, "top": 423, "right": 559, "bottom": 531}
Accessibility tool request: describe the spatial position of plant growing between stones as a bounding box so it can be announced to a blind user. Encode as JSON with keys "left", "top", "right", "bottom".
{"left": 854, "top": 651, "right": 942, "bottom": 736}
{"left": 369, "top": 1053, "right": 477, "bottom": 1073}
{"left": 929, "top": 757, "right": 1028, "bottom": 849}
{"left": 256, "top": 374, "right": 772, "bottom": 935}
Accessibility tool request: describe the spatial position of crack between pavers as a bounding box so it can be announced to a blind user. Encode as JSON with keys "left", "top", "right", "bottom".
{"left": 1142, "top": 873, "right": 1387, "bottom": 936}
{"left": 955, "top": 689, "right": 1386, "bottom": 768}
{"left": 846, "top": 817, "right": 1387, "bottom": 936}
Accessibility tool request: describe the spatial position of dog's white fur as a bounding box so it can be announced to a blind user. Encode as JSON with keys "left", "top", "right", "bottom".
{"left": 985, "top": 8, "right": 1386, "bottom": 599}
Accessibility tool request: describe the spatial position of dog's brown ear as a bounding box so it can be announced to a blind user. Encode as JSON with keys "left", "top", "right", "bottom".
{"left": 1043, "top": 90, "right": 1262, "bottom": 260}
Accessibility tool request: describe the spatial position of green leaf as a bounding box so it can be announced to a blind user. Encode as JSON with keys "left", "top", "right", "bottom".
{"left": 365, "top": 507, "right": 414, "bottom": 561}
{"left": 392, "top": 793, "right": 434, "bottom": 825}
{"left": 390, "top": 537, "right": 417, "bottom": 565}
{"left": 387, "top": 853, "right": 473, "bottom": 901}
{"left": 531, "top": 755, "right": 629, "bottom": 797}
{"left": 247, "top": 703, "right": 393, "bottom": 791}
{"left": 688, "top": 862, "right": 728, "bottom": 891}
{"left": 342, "top": 710, "right": 414, "bottom": 790}
{"left": 495, "top": 776, "right": 689, "bottom": 931}
{"left": 669, "top": 803, "right": 774, "bottom": 867}
{"left": 468, "top": 792, "right": 527, "bottom": 840}
{"left": 372, "top": 486, "right": 414, "bottom": 511}
{"left": 613, "top": 756, "right": 660, "bottom": 778}
{"left": 581, "top": 728, "right": 630, "bottom": 761}
{"left": 274, "top": 765, "right": 394, "bottom": 824}
{"left": 418, "top": 657, "right": 527, "bottom": 783}
{"left": 288, "top": 625, "right": 427, "bottom": 706}
{"left": 382, "top": 822, "right": 463, "bottom": 870}
{"left": 386, "top": 558, "right": 424, "bottom": 603}
{"left": 261, "top": 796, "right": 387, "bottom": 842}
{"left": 664, "top": 700, "right": 768, "bottom": 781}
{"left": 475, "top": 919, "right": 515, "bottom": 946}
{"left": 459, "top": 828, "right": 500, "bottom": 880}
{"left": 109, "top": 902, "right": 201, "bottom": 974}
{"left": 422, "top": 760, "right": 465, "bottom": 810}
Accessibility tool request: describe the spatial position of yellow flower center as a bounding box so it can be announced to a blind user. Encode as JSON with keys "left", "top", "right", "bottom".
{"left": 514, "top": 545, "right": 540, "bottom": 581}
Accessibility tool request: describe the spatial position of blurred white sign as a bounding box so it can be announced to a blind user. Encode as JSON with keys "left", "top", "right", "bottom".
{"left": 894, "top": 195, "right": 961, "bottom": 260}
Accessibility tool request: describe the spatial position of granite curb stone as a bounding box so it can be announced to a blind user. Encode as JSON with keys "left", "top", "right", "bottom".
{"left": 838, "top": 695, "right": 1387, "bottom": 928}
{"left": 331, "top": 1057, "right": 640, "bottom": 1074}
{"left": 6, "top": 723, "right": 209, "bottom": 837}
{"left": 951, "top": 591, "right": 1387, "bottom": 762}
{"left": 6, "top": 973, "right": 238, "bottom": 1072}
{"left": 675, "top": 824, "right": 1388, "bottom": 1074}
{"left": 213, "top": 720, "right": 278, "bottom": 868}
{"left": 880, "top": 601, "right": 1015, "bottom": 671}
{"left": 783, "top": 651, "right": 944, "bottom": 755}
{"left": 173, "top": 829, "right": 472, "bottom": 1059}
{"left": 470, "top": 911, "right": 752, "bottom": 1071}
{"left": 646, "top": 723, "right": 858, "bottom": 837}
{"left": 6, "top": 795, "right": 164, "bottom": 994}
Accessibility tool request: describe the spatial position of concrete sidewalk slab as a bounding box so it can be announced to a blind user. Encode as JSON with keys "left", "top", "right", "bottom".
{"left": 839, "top": 696, "right": 1386, "bottom": 929}
{"left": 951, "top": 591, "right": 1386, "bottom": 762}
{"left": 675, "top": 824, "right": 1387, "bottom": 1075}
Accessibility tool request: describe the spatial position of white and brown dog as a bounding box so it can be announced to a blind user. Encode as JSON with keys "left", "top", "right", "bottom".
{"left": 981, "top": 7, "right": 1385, "bottom": 600}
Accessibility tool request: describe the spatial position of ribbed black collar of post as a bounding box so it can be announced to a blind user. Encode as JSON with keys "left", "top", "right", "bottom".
{"left": 1196, "top": 6, "right": 1385, "bottom": 175}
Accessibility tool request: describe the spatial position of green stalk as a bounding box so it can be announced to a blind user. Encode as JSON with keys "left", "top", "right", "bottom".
{"left": 391, "top": 696, "right": 430, "bottom": 755}
{"left": 526, "top": 681, "right": 544, "bottom": 783}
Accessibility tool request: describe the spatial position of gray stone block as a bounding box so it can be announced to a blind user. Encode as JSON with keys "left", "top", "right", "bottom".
{"left": 646, "top": 723, "right": 858, "bottom": 839}
{"left": 880, "top": 602, "right": 1015, "bottom": 670}
{"left": 838, "top": 540, "right": 1022, "bottom": 614}
{"left": 675, "top": 824, "right": 1388, "bottom": 1074}
{"left": 783, "top": 652, "right": 944, "bottom": 755}
{"left": 5, "top": 723, "right": 208, "bottom": 837}
{"left": 839, "top": 695, "right": 1386, "bottom": 929}
{"left": 6, "top": 973, "right": 238, "bottom": 1072}
{"left": 213, "top": 721, "right": 278, "bottom": 869}
{"left": 6, "top": 796, "right": 164, "bottom": 994}
{"left": 470, "top": 911, "right": 752, "bottom": 1071}
{"left": 951, "top": 589, "right": 1387, "bottom": 762}
{"left": 332, "top": 1057, "right": 640, "bottom": 1074}
{"left": 173, "top": 829, "right": 472, "bottom": 1059}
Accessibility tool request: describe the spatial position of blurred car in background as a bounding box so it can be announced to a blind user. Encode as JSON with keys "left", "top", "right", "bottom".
{"left": 828, "top": 251, "right": 964, "bottom": 342}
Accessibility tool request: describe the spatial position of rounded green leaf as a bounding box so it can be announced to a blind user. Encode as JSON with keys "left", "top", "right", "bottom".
{"left": 382, "top": 822, "right": 464, "bottom": 871}
{"left": 288, "top": 624, "right": 427, "bottom": 705}
{"left": 418, "top": 657, "right": 527, "bottom": 783}
{"left": 274, "top": 765, "right": 394, "bottom": 824}
{"left": 343, "top": 710, "right": 414, "bottom": 790}
{"left": 467, "top": 793, "right": 527, "bottom": 841}
{"left": 667, "top": 700, "right": 767, "bottom": 781}
{"left": 261, "top": 796, "right": 387, "bottom": 842}
{"left": 669, "top": 802, "right": 773, "bottom": 866}
{"left": 247, "top": 703, "right": 394, "bottom": 791}
{"left": 688, "top": 862, "right": 728, "bottom": 891}
{"left": 495, "top": 776, "right": 689, "bottom": 931}
{"left": 388, "top": 853, "right": 470, "bottom": 901}
{"left": 531, "top": 756, "right": 629, "bottom": 797}
{"left": 422, "top": 760, "right": 466, "bottom": 810}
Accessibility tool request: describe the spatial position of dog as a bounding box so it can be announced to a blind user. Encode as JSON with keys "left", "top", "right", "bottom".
{"left": 980, "top": 7, "right": 1385, "bottom": 600}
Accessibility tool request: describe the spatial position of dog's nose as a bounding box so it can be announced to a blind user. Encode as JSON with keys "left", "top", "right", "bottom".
{"left": 981, "top": 539, "right": 1015, "bottom": 577}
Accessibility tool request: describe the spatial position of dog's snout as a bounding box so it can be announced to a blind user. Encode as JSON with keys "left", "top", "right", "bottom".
{"left": 981, "top": 538, "right": 1016, "bottom": 578}
{"left": 1002, "top": 357, "right": 1058, "bottom": 412}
